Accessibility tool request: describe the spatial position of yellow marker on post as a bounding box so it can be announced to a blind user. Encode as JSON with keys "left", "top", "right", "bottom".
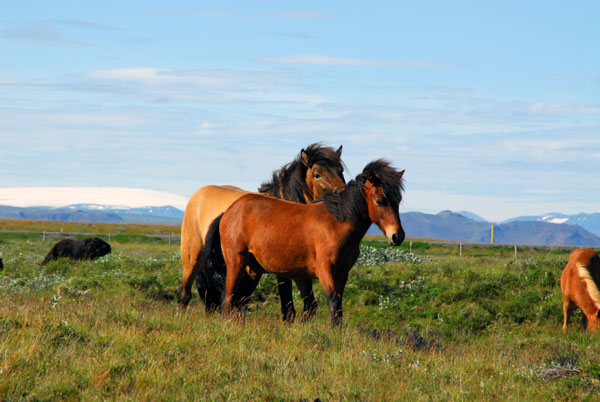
{"left": 491, "top": 224, "right": 494, "bottom": 244}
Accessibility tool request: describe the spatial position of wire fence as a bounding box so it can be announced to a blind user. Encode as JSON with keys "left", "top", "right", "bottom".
{"left": 1, "top": 230, "right": 592, "bottom": 260}
{"left": 0, "top": 230, "right": 181, "bottom": 246}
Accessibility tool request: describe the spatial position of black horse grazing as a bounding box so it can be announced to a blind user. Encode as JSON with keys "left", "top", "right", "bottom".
{"left": 41, "top": 237, "right": 111, "bottom": 265}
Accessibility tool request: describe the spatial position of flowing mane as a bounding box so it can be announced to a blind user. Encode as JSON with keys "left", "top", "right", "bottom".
{"left": 318, "top": 159, "right": 405, "bottom": 223}
{"left": 577, "top": 262, "right": 600, "bottom": 310}
{"left": 258, "top": 143, "right": 345, "bottom": 203}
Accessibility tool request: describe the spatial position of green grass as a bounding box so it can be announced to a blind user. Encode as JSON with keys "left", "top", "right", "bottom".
{"left": 1, "top": 229, "right": 599, "bottom": 400}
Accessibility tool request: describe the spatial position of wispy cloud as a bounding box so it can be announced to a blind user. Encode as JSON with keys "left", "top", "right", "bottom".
{"left": 530, "top": 102, "right": 600, "bottom": 116}
{"left": 151, "top": 9, "right": 337, "bottom": 19}
{"left": 0, "top": 19, "right": 117, "bottom": 47}
{"left": 45, "top": 19, "right": 116, "bottom": 31}
{"left": 261, "top": 10, "right": 337, "bottom": 19}
{"left": 270, "top": 31, "right": 315, "bottom": 40}
{"left": 258, "top": 55, "right": 450, "bottom": 68}
{"left": 1, "top": 23, "right": 89, "bottom": 47}
{"left": 86, "top": 67, "right": 291, "bottom": 91}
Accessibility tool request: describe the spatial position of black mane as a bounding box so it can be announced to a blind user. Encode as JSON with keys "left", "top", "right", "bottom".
{"left": 318, "top": 159, "right": 404, "bottom": 223}
{"left": 258, "top": 143, "right": 344, "bottom": 203}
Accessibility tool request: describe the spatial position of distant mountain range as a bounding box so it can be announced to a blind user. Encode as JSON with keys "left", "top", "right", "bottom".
{"left": 0, "top": 204, "right": 184, "bottom": 225}
{"left": 1, "top": 199, "right": 599, "bottom": 246}
{"left": 368, "top": 210, "right": 600, "bottom": 246}
{"left": 500, "top": 212, "right": 600, "bottom": 238}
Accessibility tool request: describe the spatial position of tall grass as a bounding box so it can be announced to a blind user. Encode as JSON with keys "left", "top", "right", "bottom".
{"left": 1, "top": 229, "right": 599, "bottom": 400}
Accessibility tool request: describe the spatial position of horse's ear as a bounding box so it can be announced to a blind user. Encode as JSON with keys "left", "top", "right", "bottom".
{"left": 301, "top": 149, "right": 311, "bottom": 167}
{"left": 335, "top": 145, "right": 343, "bottom": 157}
{"left": 399, "top": 169, "right": 405, "bottom": 178}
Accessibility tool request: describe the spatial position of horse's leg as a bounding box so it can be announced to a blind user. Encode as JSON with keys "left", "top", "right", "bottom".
{"left": 562, "top": 298, "right": 572, "bottom": 331}
{"left": 223, "top": 251, "right": 248, "bottom": 318}
{"left": 317, "top": 263, "right": 344, "bottom": 326}
{"left": 580, "top": 312, "right": 588, "bottom": 330}
{"left": 235, "top": 268, "right": 263, "bottom": 310}
{"left": 277, "top": 277, "right": 296, "bottom": 322}
{"left": 296, "top": 279, "right": 317, "bottom": 322}
{"left": 178, "top": 237, "right": 203, "bottom": 308}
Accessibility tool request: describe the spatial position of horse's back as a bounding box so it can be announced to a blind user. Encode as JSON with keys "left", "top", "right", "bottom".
{"left": 182, "top": 185, "right": 251, "bottom": 244}
{"left": 220, "top": 194, "right": 337, "bottom": 277}
{"left": 223, "top": 193, "right": 315, "bottom": 233}
{"left": 561, "top": 249, "right": 600, "bottom": 301}
{"left": 180, "top": 185, "right": 251, "bottom": 275}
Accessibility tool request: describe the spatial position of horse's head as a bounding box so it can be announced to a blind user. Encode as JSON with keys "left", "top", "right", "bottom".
{"left": 301, "top": 144, "right": 345, "bottom": 201}
{"left": 362, "top": 160, "right": 405, "bottom": 246}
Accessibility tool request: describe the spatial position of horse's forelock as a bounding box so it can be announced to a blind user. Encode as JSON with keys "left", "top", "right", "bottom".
{"left": 359, "top": 159, "right": 405, "bottom": 204}
{"left": 317, "top": 159, "right": 405, "bottom": 223}
{"left": 302, "top": 143, "right": 345, "bottom": 171}
{"left": 259, "top": 144, "right": 345, "bottom": 202}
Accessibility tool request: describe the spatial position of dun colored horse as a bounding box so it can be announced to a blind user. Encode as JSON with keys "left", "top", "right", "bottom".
{"left": 202, "top": 159, "right": 405, "bottom": 325}
{"left": 561, "top": 248, "right": 600, "bottom": 331}
{"left": 178, "top": 144, "right": 345, "bottom": 320}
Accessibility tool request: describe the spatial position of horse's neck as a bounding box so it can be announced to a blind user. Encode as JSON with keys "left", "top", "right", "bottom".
{"left": 335, "top": 214, "right": 372, "bottom": 249}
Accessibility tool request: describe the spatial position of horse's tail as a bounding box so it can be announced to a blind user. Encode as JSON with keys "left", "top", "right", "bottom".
{"left": 196, "top": 213, "right": 226, "bottom": 312}
{"left": 577, "top": 261, "right": 600, "bottom": 311}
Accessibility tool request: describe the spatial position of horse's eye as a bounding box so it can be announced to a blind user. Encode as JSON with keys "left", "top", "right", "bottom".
{"left": 314, "top": 173, "right": 321, "bottom": 179}
{"left": 375, "top": 200, "right": 383, "bottom": 206}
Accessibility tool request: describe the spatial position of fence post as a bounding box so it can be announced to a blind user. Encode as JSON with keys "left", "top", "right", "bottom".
{"left": 514, "top": 245, "right": 517, "bottom": 261}
{"left": 169, "top": 232, "right": 173, "bottom": 246}
{"left": 108, "top": 233, "right": 111, "bottom": 242}
{"left": 409, "top": 241, "right": 412, "bottom": 254}
{"left": 459, "top": 243, "right": 462, "bottom": 256}
{"left": 43, "top": 231, "right": 46, "bottom": 241}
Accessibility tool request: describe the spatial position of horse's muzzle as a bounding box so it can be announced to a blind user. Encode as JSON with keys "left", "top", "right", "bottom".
{"left": 391, "top": 231, "right": 405, "bottom": 246}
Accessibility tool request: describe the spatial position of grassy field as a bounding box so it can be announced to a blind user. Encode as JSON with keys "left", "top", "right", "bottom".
{"left": 1, "top": 222, "right": 599, "bottom": 400}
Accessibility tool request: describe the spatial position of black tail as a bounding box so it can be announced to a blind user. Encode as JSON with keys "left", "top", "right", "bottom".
{"left": 196, "top": 213, "right": 226, "bottom": 312}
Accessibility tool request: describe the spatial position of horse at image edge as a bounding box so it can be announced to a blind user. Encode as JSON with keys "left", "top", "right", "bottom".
{"left": 561, "top": 248, "right": 600, "bottom": 331}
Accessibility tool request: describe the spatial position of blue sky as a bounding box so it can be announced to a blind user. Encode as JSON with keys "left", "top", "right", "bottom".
{"left": 1, "top": 1, "right": 598, "bottom": 221}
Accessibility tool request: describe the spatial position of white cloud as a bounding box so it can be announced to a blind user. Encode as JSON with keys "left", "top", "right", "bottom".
{"left": 259, "top": 55, "right": 449, "bottom": 68}
{"left": 1, "top": 19, "right": 115, "bottom": 47}
{"left": 0, "top": 187, "right": 188, "bottom": 209}
{"left": 87, "top": 68, "right": 239, "bottom": 89}
{"left": 530, "top": 102, "right": 600, "bottom": 116}
{"left": 152, "top": 9, "right": 337, "bottom": 19}
{"left": 261, "top": 10, "right": 337, "bottom": 19}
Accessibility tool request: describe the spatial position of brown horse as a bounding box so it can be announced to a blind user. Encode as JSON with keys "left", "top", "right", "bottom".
{"left": 561, "top": 248, "right": 600, "bottom": 331}
{"left": 202, "top": 159, "right": 405, "bottom": 325}
{"left": 178, "top": 144, "right": 345, "bottom": 319}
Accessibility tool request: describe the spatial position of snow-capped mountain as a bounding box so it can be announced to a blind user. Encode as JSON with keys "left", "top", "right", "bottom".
{"left": 368, "top": 211, "right": 600, "bottom": 246}
{"left": 0, "top": 187, "right": 188, "bottom": 210}
{"left": 502, "top": 212, "right": 600, "bottom": 237}
{"left": 0, "top": 187, "right": 188, "bottom": 225}
{"left": 65, "top": 204, "right": 185, "bottom": 219}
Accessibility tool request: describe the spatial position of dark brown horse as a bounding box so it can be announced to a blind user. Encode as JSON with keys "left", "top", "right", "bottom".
{"left": 41, "top": 237, "right": 111, "bottom": 265}
{"left": 180, "top": 144, "right": 345, "bottom": 320}
{"left": 201, "top": 159, "right": 405, "bottom": 325}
